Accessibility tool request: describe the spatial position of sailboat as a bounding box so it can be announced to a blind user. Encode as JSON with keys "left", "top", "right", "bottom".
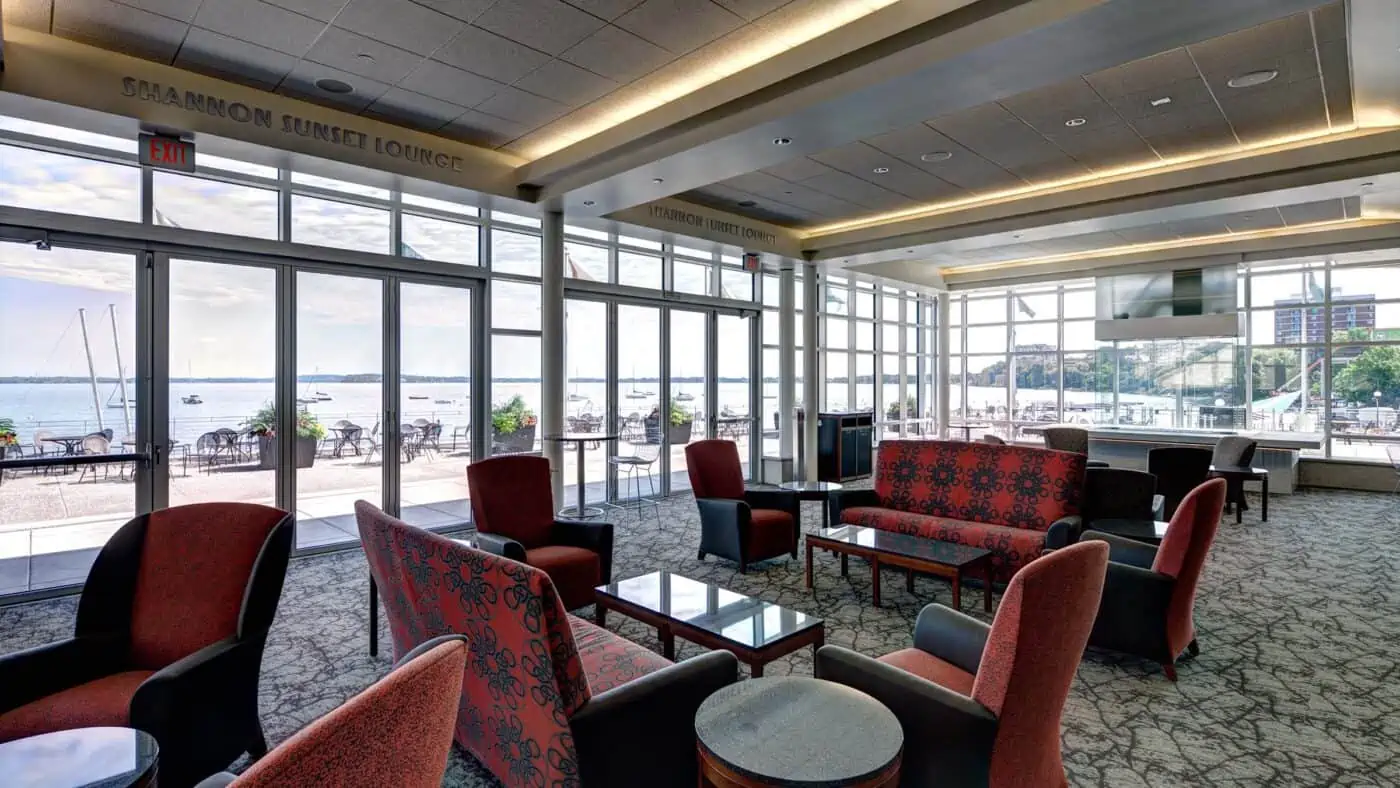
{"left": 181, "top": 362, "right": 201, "bottom": 404}
{"left": 625, "top": 367, "right": 651, "bottom": 399}
{"left": 675, "top": 392, "right": 695, "bottom": 402}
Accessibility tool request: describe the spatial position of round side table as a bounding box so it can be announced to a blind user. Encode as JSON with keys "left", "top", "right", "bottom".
{"left": 695, "top": 677, "right": 901, "bottom": 787}
{"left": 0, "top": 727, "right": 158, "bottom": 787}
{"left": 778, "top": 481, "right": 843, "bottom": 529}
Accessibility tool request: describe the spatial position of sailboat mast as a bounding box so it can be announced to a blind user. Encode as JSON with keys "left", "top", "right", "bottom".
{"left": 109, "top": 304, "right": 132, "bottom": 439}
{"left": 77, "top": 308, "right": 105, "bottom": 432}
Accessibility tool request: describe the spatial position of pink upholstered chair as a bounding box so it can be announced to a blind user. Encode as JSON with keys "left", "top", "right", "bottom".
{"left": 193, "top": 635, "right": 467, "bottom": 788}
{"left": 1080, "top": 478, "right": 1227, "bottom": 680}
{"left": 816, "top": 541, "right": 1110, "bottom": 787}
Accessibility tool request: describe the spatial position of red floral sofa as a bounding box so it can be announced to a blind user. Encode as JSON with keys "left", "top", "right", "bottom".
{"left": 830, "top": 441, "right": 1086, "bottom": 582}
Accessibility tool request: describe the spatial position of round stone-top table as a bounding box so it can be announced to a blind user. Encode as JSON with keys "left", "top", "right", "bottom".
{"left": 0, "top": 726, "right": 159, "bottom": 787}
{"left": 695, "top": 677, "right": 902, "bottom": 787}
{"left": 779, "top": 480, "right": 843, "bottom": 529}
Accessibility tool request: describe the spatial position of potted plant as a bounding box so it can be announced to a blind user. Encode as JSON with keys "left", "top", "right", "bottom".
{"left": 491, "top": 395, "right": 538, "bottom": 453}
{"left": 645, "top": 397, "right": 694, "bottom": 444}
{"left": 0, "top": 418, "right": 17, "bottom": 461}
{"left": 247, "top": 403, "right": 325, "bottom": 469}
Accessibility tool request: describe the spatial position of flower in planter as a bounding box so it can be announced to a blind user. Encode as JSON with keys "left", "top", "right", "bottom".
{"left": 246, "top": 403, "right": 327, "bottom": 439}
{"left": 491, "top": 395, "right": 537, "bottom": 434}
{"left": 886, "top": 395, "right": 919, "bottom": 420}
{"left": 0, "top": 418, "right": 17, "bottom": 447}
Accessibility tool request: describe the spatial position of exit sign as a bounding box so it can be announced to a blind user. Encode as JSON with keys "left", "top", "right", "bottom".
{"left": 139, "top": 133, "right": 195, "bottom": 172}
{"left": 742, "top": 252, "right": 761, "bottom": 272}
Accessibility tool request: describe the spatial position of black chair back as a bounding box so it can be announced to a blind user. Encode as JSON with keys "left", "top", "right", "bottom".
{"left": 1212, "top": 436, "right": 1257, "bottom": 468}
{"left": 1083, "top": 467, "right": 1157, "bottom": 522}
{"left": 1147, "top": 447, "right": 1213, "bottom": 520}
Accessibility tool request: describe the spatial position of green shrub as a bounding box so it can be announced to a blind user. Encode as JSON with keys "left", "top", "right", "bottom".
{"left": 492, "top": 395, "right": 537, "bottom": 433}
{"left": 247, "top": 403, "right": 327, "bottom": 440}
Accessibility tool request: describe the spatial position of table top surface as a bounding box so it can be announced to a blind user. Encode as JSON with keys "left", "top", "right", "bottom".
{"left": 812, "top": 524, "right": 992, "bottom": 566}
{"left": 545, "top": 433, "right": 619, "bottom": 442}
{"left": 695, "top": 677, "right": 902, "bottom": 786}
{"left": 1091, "top": 518, "right": 1169, "bottom": 540}
{"left": 597, "top": 571, "right": 821, "bottom": 649}
{"left": 0, "top": 727, "right": 158, "bottom": 787}
{"left": 778, "top": 481, "right": 843, "bottom": 493}
{"left": 1210, "top": 464, "right": 1269, "bottom": 476}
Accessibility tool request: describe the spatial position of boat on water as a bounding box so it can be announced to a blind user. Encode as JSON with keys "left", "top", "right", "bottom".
{"left": 675, "top": 392, "right": 695, "bottom": 402}
{"left": 295, "top": 397, "right": 317, "bottom": 405}
{"left": 408, "top": 395, "right": 430, "bottom": 400}
{"left": 182, "top": 394, "right": 203, "bottom": 405}
{"left": 433, "top": 399, "right": 453, "bottom": 404}
{"left": 568, "top": 393, "right": 588, "bottom": 402}
{"left": 625, "top": 391, "right": 649, "bottom": 400}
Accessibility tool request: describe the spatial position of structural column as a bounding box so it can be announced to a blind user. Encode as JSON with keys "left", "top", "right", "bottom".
{"left": 937, "top": 290, "right": 951, "bottom": 439}
{"left": 777, "top": 261, "right": 796, "bottom": 478}
{"left": 541, "top": 210, "right": 566, "bottom": 507}
{"left": 802, "top": 263, "right": 820, "bottom": 481}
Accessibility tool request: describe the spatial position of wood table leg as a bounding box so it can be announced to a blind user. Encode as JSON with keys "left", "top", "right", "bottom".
{"left": 951, "top": 569, "right": 962, "bottom": 611}
{"left": 984, "top": 562, "right": 994, "bottom": 613}
{"left": 805, "top": 541, "right": 814, "bottom": 589}
{"left": 871, "top": 557, "right": 881, "bottom": 607}
{"left": 906, "top": 568, "right": 915, "bottom": 594}
{"left": 659, "top": 625, "right": 675, "bottom": 660}
{"left": 840, "top": 553, "right": 848, "bottom": 577}
{"left": 1261, "top": 476, "right": 1269, "bottom": 521}
{"left": 750, "top": 662, "right": 764, "bottom": 678}
{"left": 369, "top": 575, "right": 378, "bottom": 658}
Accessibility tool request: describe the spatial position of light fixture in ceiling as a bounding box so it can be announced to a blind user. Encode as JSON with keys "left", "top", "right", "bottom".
{"left": 1149, "top": 96, "right": 1172, "bottom": 107}
{"left": 582, "top": 200, "right": 595, "bottom": 206}
{"left": 1227, "top": 69, "right": 1278, "bottom": 89}
{"left": 872, "top": 167, "right": 890, "bottom": 174}
{"left": 920, "top": 151, "right": 953, "bottom": 162}
{"left": 773, "top": 137, "right": 793, "bottom": 146}
{"left": 738, "top": 200, "right": 758, "bottom": 207}
{"left": 356, "top": 53, "right": 376, "bottom": 63}
{"left": 652, "top": 177, "right": 664, "bottom": 184}
{"left": 314, "top": 78, "right": 354, "bottom": 95}
{"left": 1064, "top": 117, "right": 1086, "bottom": 127}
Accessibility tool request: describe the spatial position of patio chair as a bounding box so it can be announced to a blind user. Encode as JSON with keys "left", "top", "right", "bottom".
{"left": 401, "top": 424, "right": 421, "bottom": 461}
{"left": 608, "top": 440, "right": 661, "bottom": 520}
{"left": 423, "top": 422, "right": 442, "bottom": 453}
{"left": 30, "top": 430, "right": 54, "bottom": 476}
{"left": 195, "top": 432, "right": 225, "bottom": 475}
{"left": 77, "top": 434, "right": 111, "bottom": 482}
{"left": 449, "top": 423, "right": 471, "bottom": 452}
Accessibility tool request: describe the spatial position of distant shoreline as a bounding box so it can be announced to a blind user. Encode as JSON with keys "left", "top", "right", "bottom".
{"left": 0, "top": 376, "right": 772, "bottom": 384}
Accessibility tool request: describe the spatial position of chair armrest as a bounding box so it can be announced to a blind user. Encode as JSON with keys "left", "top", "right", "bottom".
{"left": 1089, "top": 561, "right": 1177, "bottom": 660}
{"left": 0, "top": 636, "right": 124, "bottom": 714}
{"left": 474, "top": 532, "right": 527, "bottom": 562}
{"left": 912, "top": 604, "right": 989, "bottom": 675}
{"left": 552, "top": 519, "right": 615, "bottom": 584}
{"left": 1081, "top": 530, "right": 1159, "bottom": 569}
{"left": 131, "top": 637, "right": 251, "bottom": 722}
{"left": 829, "top": 488, "right": 881, "bottom": 526}
{"left": 742, "top": 487, "right": 798, "bottom": 515}
{"left": 192, "top": 774, "right": 237, "bottom": 788}
{"left": 1045, "top": 515, "right": 1082, "bottom": 549}
{"left": 570, "top": 651, "right": 738, "bottom": 787}
{"left": 815, "top": 645, "right": 996, "bottom": 788}
{"left": 695, "top": 498, "right": 748, "bottom": 559}
{"left": 1151, "top": 494, "right": 1165, "bottom": 521}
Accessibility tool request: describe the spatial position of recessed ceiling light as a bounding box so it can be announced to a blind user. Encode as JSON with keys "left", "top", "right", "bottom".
{"left": 314, "top": 78, "right": 354, "bottom": 95}
{"left": 873, "top": 167, "right": 890, "bottom": 174}
{"left": 773, "top": 137, "right": 792, "bottom": 145}
{"left": 1149, "top": 96, "right": 1172, "bottom": 107}
{"left": 582, "top": 200, "right": 595, "bottom": 206}
{"left": 652, "top": 177, "right": 664, "bottom": 184}
{"left": 920, "top": 151, "right": 953, "bottom": 162}
{"left": 737, "top": 200, "right": 757, "bottom": 207}
{"left": 783, "top": 190, "right": 793, "bottom": 195}
{"left": 356, "top": 53, "right": 376, "bottom": 63}
{"left": 1065, "top": 117, "right": 1086, "bottom": 127}
{"left": 1227, "top": 69, "right": 1278, "bottom": 88}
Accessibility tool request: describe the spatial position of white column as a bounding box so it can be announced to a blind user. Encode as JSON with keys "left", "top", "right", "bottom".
{"left": 541, "top": 210, "right": 566, "bottom": 508}
{"left": 937, "top": 290, "right": 951, "bottom": 439}
{"left": 803, "top": 263, "right": 820, "bottom": 480}
{"left": 778, "top": 261, "right": 796, "bottom": 467}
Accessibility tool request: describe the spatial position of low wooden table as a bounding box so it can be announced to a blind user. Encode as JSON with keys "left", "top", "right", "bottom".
{"left": 594, "top": 571, "right": 823, "bottom": 677}
{"left": 0, "top": 727, "right": 159, "bottom": 787}
{"left": 695, "top": 677, "right": 902, "bottom": 787}
{"left": 807, "top": 524, "right": 994, "bottom": 611}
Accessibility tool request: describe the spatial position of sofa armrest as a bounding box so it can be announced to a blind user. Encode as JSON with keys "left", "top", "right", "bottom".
{"left": 570, "top": 651, "right": 738, "bottom": 787}
{"left": 1151, "top": 494, "right": 1165, "bottom": 521}
{"left": 912, "top": 604, "right": 989, "bottom": 675}
{"left": 695, "top": 498, "right": 748, "bottom": 559}
{"left": 829, "top": 488, "right": 881, "bottom": 527}
{"left": 1045, "top": 515, "right": 1082, "bottom": 549}
{"left": 474, "top": 532, "right": 527, "bottom": 562}
{"left": 1081, "top": 530, "right": 1159, "bottom": 569}
{"left": 815, "top": 645, "right": 996, "bottom": 788}
{"left": 552, "top": 519, "right": 615, "bottom": 584}
{"left": 0, "top": 636, "right": 124, "bottom": 714}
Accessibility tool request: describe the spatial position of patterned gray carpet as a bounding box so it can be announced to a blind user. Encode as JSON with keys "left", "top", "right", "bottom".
{"left": 2, "top": 487, "right": 1398, "bottom": 787}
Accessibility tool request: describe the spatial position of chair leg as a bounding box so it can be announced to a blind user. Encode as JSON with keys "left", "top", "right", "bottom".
{"left": 594, "top": 606, "right": 607, "bottom": 627}
{"left": 697, "top": 549, "right": 706, "bottom": 561}
{"left": 248, "top": 725, "right": 269, "bottom": 759}
{"left": 1187, "top": 639, "right": 1200, "bottom": 658}
{"left": 1162, "top": 662, "right": 1178, "bottom": 682}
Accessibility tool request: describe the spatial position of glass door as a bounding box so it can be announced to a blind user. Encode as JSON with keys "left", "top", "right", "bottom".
{"left": 565, "top": 299, "right": 608, "bottom": 508}
{"left": 616, "top": 305, "right": 660, "bottom": 500}
{"left": 717, "top": 314, "right": 755, "bottom": 479}
{"left": 669, "top": 309, "right": 708, "bottom": 491}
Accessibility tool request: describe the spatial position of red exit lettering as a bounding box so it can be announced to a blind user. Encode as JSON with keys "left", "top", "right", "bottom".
{"left": 139, "top": 134, "right": 195, "bottom": 172}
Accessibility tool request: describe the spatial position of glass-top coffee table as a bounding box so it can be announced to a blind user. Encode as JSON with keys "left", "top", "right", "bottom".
{"left": 807, "top": 524, "right": 994, "bottom": 612}
{"left": 595, "top": 571, "right": 824, "bottom": 677}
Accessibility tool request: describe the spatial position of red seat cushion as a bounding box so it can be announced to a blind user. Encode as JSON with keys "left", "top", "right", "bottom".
{"left": 747, "top": 509, "right": 795, "bottom": 559}
{"left": 570, "top": 615, "right": 671, "bottom": 695}
{"left": 879, "top": 649, "right": 976, "bottom": 696}
{"left": 0, "top": 670, "right": 154, "bottom": 743}
{"left": 842, "top": 507, "right": 1046, "bottom": 583}
{"left": 526, "top": 545, "right": 601, "bottom": 611}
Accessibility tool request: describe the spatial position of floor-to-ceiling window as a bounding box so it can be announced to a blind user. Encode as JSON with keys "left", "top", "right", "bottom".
{"left": 617, "top": 305, "right": 661, "bottom": 499}
{"left": 669, "top": 310, "right": 708, "bottom": 490}
{"left": 564, "top": 299, "right": 608, "bottom": 505}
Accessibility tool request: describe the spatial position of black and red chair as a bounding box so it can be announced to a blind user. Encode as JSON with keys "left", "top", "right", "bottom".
{"left": 0, "top": 503, "right": 294, "bottom": 787}
{"left": 685, "top": 439, "right": 800, "bottom": 572}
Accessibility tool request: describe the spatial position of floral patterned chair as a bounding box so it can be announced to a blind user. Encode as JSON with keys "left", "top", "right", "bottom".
{"left": 356, "top": 501, "right": 738, "bottom": 788}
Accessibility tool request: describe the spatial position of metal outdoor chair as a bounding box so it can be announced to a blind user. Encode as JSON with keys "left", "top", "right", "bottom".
{"left": 195, "top": 432, "right": 226, "bottom": 475}
{"left": 607, "top": 440, "right": 662, "bottom": 521}
{"left": 77, "top": 434, "right": 111, "bottom": 483}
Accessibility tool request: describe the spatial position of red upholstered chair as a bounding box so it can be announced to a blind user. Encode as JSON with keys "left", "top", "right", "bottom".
{"left": 685, "top": 439, "right": 800, "bottom": 572}
{"left": 193, "top": 635, "right": 467, "bottom": 788}
{"left": 816, "top": 541, "right": 1109, "bottom": 788}
{"left": 0, "top": 503, "right": 294, "bottom": 788}
{"left": 356, "top": 502, "right": 737, "bottom": 787}
{"left": 1080, "top": 478, "right": 1226, "bottom": 680}
{"left": 465, "top": 454, "right": 613, "bottom": 616}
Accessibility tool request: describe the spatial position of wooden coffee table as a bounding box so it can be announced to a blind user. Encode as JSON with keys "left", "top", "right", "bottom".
{"left": 807, "top": 524, "right": 994, "bottom": 611}
{"left": 594, "top": 571, "right": 824, "bottom": 677}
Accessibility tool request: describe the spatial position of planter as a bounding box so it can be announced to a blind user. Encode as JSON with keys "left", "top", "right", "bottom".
{"left": 257, "top": 435, "right": 318, "bottom": 469}
{"left": 644, "top": 417, "right": 694, "bottom": 445}
{"left": 492, "top": 423, "right": 537, "bottom": 454}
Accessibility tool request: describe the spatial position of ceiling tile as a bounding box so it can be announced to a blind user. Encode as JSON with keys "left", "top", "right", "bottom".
{"left": 435, "top": 25, "right": 553, "bottom": 83}
{"left": 306, "top": 27, "right": 426, "bottom": 84}
{"left": 3, "top": 0, "right": 54, "bottom": 30}
{"left": 1311, "top": 1, "right": 1346, "bottom": 44}
{"left": 264, "top": 0, "right": 349, "bottom": 22}
{"left": 1279, "top": 198, "right": 1345, "bottom": 226}
{"left": 562, "top": 0, "right": 645, "bottom": 21}
{"left": 685, "top": 187, "right": 815, "bottom": 225}
{"left": 1162, "top": 217, "right": 1228, "bottom": 237}
{"left": 865, "top": 123, "right": 1021, "bottom": 194}
{"left": 175, "top": 28, "right": 298, "bottom": 89}
{"left": 116, "top": 0, "right": 199, "bottom": 22}
{"left": 513, "top": 59, "right": 618, "bottom": 105}
{"left": 800, "top": 170, "right": 909, "bottom": 211}
{"left": 475, "top": 85, "right": 570, "bottom": 126}
{"left": 1045, "top": 122, "right": 1158, "bottom": 171}
{"left": 615, "top": 0, "right": 744, "bottom": 55}
{"left": 560, "top": 24, "right": 673, "bottom": 82}
{"left": 1126, "top": 101, "right": 1238, "bottom": 156}
{"left": 364, "top": 87, "right": 466, "bottom": 131}
{"left": 1219, "top": 209, "right": 1286, "bottom": 233}
{"left": 474, "top": 0, "right": 606, "bottom": 55}
{"left": 1113, "top": 224, "right": 1182, "bottom": 245}
{"left": 398, "top": 59, "right": 505, "bottom": 107}
{"left": 998, "top": 78, "right": 1120, "bottom": 136}
{"left": 193, "top": 0, "right": 326, "bottom": 57}
{"left": 442, "top": 108, "right": 532, "bottom": 147}
{"left": 1085, "top": 48, "right": 1200, "bottom": 100}
{"left": 410, "top": 0, "right": 494, "bottom": 22}
{"left": 1188, "top": 11, "right": 1314, "bottom": 88}
{"left": 759, "top": 157, "right": 833, "bottom": 182}
{"left": 334, "top": 0, "right": 464, "bottom": 54}
{"left": 930, "top": 103, "right": 1086, "bottom": 180}
{"left": 711, "top": 0, "right": 787, "bottom": 22}
{"left": 54, "top": 0, "right": 190, "bottom": 61}
{"left": 1342, "top": 195, "right": 1360, "bottom": 219}
{"left": 1316, "top": 39, "right": 1352, "bottom": 128}
{"left": 279, "top": 60, "right": 392, "bottom": 112}
{"left": 810, "top": 142, "right": 960, "bottom": 202}
{"left": 1216, "top": 75, "right": 1328, "bottom": 143}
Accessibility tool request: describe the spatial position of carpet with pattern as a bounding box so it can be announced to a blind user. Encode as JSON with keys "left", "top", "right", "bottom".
{"left": 2, "top": 487, "right": 1398, "bottom": 787}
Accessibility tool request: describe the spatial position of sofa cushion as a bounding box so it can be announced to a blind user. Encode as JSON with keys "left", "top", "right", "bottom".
{"left": 570, "top": 616, "right": 672, "bottom": 695}
{"left": 873, "top": 440, "right": 1085, "bottom": 531}
{"left": 747, "top": 509, "right": 795, "bottom": 560}
{"left": 0, "top": 670, "right": 153, "bottom": 742}
{"left": 525, "top": 545, "right": 601, "bottom": 612}
{"left": 879, "top": 648, "right": 976, "bottom": 696}
{"left": 842, "top": 507, "right": 1047, "bottom": 582}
